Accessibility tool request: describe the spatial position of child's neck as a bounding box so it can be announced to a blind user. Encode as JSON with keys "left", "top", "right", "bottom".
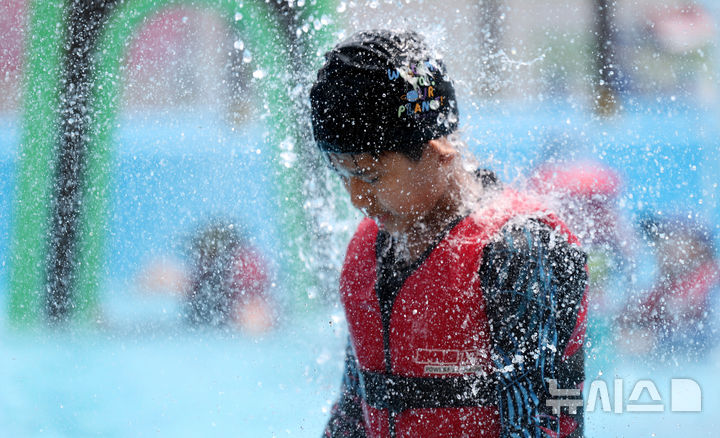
{"left": 397, "top": 170, "right": 474, "bottom": 262}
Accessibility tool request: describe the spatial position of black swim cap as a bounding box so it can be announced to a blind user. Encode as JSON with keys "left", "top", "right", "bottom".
{"left": 310, "top": 30, "right": 458, "bottom": 157}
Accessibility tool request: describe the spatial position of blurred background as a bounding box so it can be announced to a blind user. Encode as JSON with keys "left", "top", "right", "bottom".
{"left": 1, "top": 0, "right": 719, "bottom": 436}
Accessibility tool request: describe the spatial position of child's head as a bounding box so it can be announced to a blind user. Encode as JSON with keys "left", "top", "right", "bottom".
{"left": 310, "top": 30, "right": 468, "bottom": 234}
{"left": 310, "top": 29, "right": 458, "bottom": 160}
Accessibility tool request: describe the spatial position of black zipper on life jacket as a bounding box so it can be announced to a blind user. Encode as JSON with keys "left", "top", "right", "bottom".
{"left": 374, "top": 215, "right": 466, "bottom": 437}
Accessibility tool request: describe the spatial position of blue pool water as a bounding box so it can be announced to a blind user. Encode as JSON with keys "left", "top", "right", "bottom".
{"left": 0, "top": 311, "right": 347, "bottom": 437}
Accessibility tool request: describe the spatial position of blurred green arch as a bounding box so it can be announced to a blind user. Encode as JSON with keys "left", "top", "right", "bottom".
{"left": 10, "top": 0, "right": 335, "bottom": 325}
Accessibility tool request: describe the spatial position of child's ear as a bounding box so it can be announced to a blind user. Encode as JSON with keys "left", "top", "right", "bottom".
{"left": 427, "top": 137, "right": 457, "bottom": 164}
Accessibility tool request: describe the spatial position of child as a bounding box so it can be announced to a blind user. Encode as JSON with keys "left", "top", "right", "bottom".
{"left": 618, "top": 215, "right": 719, "bottom": 359}
{"left": 310, "top": 30, "right": 588, "bottom": 438}
{"left": 184, "top": 219, "right": 274, "bottom": 332}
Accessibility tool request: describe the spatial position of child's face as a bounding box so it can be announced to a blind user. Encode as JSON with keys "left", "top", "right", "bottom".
{"left": 327, "top": 142, "right": 452, "bottom": 234}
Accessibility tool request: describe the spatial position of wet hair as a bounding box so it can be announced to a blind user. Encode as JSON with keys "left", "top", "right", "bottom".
{"left": 310, "top": 29, "right": 459, "bottom": 160}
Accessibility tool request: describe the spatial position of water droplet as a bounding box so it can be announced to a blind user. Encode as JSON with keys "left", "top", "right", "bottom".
{"left": 280, "top": 151, "right": 297, "bottom": 168}
{"left": 242, "top": 49, "right": 252, "bottom": 63}
{"left": 337, "top": 2, "right": 346, "bottom": 12}
{"left": 181, "top": 16, "right": 188, "bottom": 23}
{"left": 233, "top": 40, "right": 244, "bottom": 50}
{"left": 280, "top": 138, "right": 295, "bottom": 151}
{"left": 316, "top": 349, "right": 330, "bottom": 364}
{"left": 368, "top": 0, "right": 379, "bottom": 8}
{"left": 252, "top": 69, "right": 265, "bottom": 79}
{"left": 234, "top": 12, "right": 243, "bottom": 21}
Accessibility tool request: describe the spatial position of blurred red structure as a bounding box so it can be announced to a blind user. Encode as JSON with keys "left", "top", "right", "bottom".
{"left": 530, "top": 160, "right": 624, "bottom": 248}
{"left": 648, "top": 3, "right": 716, "bottom": 54}
{"left": 0, "top": 0, "right": 26, "bottom": 111}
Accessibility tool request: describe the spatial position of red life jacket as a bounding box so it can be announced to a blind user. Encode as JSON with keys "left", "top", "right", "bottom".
{"left": 340, "top": 189, "right": 584, "bottom": 438}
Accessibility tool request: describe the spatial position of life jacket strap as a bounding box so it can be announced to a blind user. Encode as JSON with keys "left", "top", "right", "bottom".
{"left": 358, "top": 369, "right": 496, "bottom": 413}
